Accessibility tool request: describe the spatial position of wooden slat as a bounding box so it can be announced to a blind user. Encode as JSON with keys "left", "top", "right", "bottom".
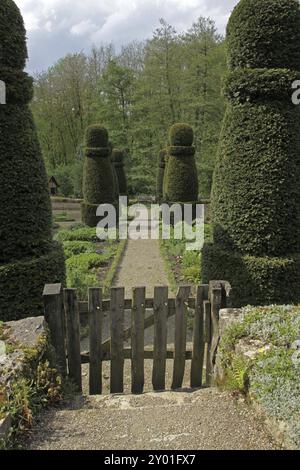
{"left": 152, "top": 286, "right": 168, "bottom": 391}
{"left": 190, "top": 285, "right": 208, "bottom": 388}
{"left": 88, "top": 288, "right": 103, "bottom": 395}
{"left": 64, "top": 289, "right": 82, "bottom": 391}
{"left": 81, "top": 349, "right": 193, "bottom": 363}
{"left": 100, "top": 298, "right": 177, "bottom": 354}
{"left": 78, "top": 297, "right": 196, "bottom": 315}
{"left": 110, "top": 287, "right": 125, "bottom": 393}
{"left": 172, "top": 286, "right": 191, "bottom": 390}
{"left": 43, "top": 284, "right": 67, "bottom": 377}
{"left": 131, "top": 287, "right": 145, "bottom": 394}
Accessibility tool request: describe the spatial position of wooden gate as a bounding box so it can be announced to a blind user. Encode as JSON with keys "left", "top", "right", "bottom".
{"left": 43, "top": 281, "right": 232, "bottom": 395}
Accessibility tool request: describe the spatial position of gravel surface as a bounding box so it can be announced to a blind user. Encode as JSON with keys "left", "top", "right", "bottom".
{"left": 25, "top": 388, "right": 278, "bottom": 450}
{"left": 113, "top": 237, "right": 173, "bottom": 298}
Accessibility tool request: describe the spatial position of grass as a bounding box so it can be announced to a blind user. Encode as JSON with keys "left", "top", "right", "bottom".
{"left": 219, "top": 305, "right": 300, "bottom": 449}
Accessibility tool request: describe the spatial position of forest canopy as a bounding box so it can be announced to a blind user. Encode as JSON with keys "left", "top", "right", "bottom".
{"left": 31, "top": 17, "right": 227, "bottom": 198}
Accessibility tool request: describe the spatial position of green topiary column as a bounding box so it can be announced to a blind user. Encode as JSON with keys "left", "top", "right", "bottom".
{"left": 82, "top": 125, "right": 116, "bottom": 227}
{"left": 0, "top": 0, "right": 65, "bottom": 320}
{"left": 156, "top": 148, "right": 167, "bottom": 201}
{"left": 165, "top": 123, "right": 198, "bottom": 202}
{"left": 112, "top": 149, "right": 127, "bottom": 196}
{"left": 202, "top": 0, "right": 300, "bottom": 307}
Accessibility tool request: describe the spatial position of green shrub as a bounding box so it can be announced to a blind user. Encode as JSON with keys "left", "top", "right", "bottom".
{"left": 202, "top": 243, "right": 300, "bottom": 307}
{"left": 165, "top": 123, "right": 198, "bottom": 202}
{"left": 82, "top": 124, "right": 115, "bottom": 227}
{"left": 169, "top": 123, "right": 194, "bottom": 146}
{"left": 0, "top": 1, "right": 65, "bottom": 319}
{"left": 66, "top": 249, "right": 117, "bottom": 300}
{"left": 112, "top": 149, "right": 127, "bottom": 195}
{"left": 0, "top": 243, "right": 65, "bottom": 321}
{"left": 203, "top": 0, "right": 300, "bottom": 306}
{"left": 227, "top": 0, "right": 300, "bottom": 70}
{"left": 54, "top": 227, "right": 100, "bottom": 243}
{"left": 0, "top": 0, "right": 27, "bottom": 69}
{"left": 62, "top": 241, "right": 95, "bottom": 259}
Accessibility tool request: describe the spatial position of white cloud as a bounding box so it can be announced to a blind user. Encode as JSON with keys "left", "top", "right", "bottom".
{"left": 14, "top": 0, "right": 239, "bottom": 71}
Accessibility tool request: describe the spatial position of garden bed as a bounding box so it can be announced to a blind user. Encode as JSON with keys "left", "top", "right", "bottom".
{"left": 217, "top": 305, "right": 300, "bottom": 450}
{"left": 54, "top": 226, "right": 127, "bottom": 300}
{"left": 160, "top": 223, "right": 212, "bottom": 290}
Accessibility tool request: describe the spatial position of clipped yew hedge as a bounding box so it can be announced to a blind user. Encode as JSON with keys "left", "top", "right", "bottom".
{"left": 165, "top": 123, "right": 198, "bottom": 202}
{"left": 227, "top": 0, "right": 300, "bottom": 70}
{"left": 82, "top": 124, "right": 115, "bottom": 227}
{"left": 0, "top": 243, "right": 65, "bottom": 321}
{"left": 202, "top": 0, "right": 300, "bottom": 306}
{"left": 0, "top": 0, "right": 65, "bottom": 320}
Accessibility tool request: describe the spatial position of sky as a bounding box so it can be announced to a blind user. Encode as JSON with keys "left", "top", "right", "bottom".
{"left": 15, "top": 0, "right": 239, "bottom": 72}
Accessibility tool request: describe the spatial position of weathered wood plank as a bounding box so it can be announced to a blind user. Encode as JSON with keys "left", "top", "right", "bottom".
{"left": 190, "top": 285, "right": 208, "bottom": 388}
{"left": 78, "top": 297, "right": 196, "bottom": 315}
{"left": 152, "top": 286, "right": 168, "bottom": 391}
{"left": 204, "top": 300, "right": 212, "bottom": 386}
{"left": 88, "top": 288, "right": 103, "bottom": 395}
{"left": 100, "top": 298, "right": 177, "bottom": 354}
{"left": 81, "top": 349, "right": 193, "bottom": 363}
{"left": 110, "top": 287, "right": 125, "bottom": 393}
{"left": 64, "top": 289, "right": 82, "bottom": 391}
{"left": 172, "top": 286, "right": 191, "bottom": 390}
{"left": 43, "top": 283, "right": 67, "bottom": 377}
{"left": 131, "top": 287, "right": 145, "bottom": 394}
{"left": 207, "top": 285, "right": 222, "bottom": 387}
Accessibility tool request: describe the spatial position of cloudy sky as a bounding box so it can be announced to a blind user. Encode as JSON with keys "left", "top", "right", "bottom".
{"left": 15, "top": 0, "right": 239, "bottom": 72}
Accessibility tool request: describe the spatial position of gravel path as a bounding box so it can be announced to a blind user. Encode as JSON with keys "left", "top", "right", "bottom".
{"left": 114, "top": 238, "right": 173, "bottom": 298}
{"left": 25, "top": 388, "right": 277, "bottom": 450}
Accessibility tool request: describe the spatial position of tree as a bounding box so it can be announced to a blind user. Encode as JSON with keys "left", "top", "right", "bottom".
{"left": 202, "top": 0, "right": 300, "bottom": 306}
{"left": 0, "top": 0, "right": 65, "bottom": 320}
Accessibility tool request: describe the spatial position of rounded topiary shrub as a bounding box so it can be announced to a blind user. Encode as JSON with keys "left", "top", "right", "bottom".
{"left": 82, "top": 125, "right": 115, "bottom": 227}
{"left": 112, "top": 149, "right": 127, "bottom": 195}
{"left": 165, "top": 123, "right": 198, "bottom": 202}
{"left": 0, "top": 0, "right": 65, "bottom": 320}
{"left": 156, "top": 148, "right": 167, "bottom": 201}
{"left": 202, "top": 0, "right": 300, "bottom": 306}
{"left": 227, "top": 0, "right": 300, "bottom": 70}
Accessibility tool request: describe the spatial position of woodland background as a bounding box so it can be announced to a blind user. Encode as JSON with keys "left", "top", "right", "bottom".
{"left": 32, "top": 17, "right": 227, "bottom": 198}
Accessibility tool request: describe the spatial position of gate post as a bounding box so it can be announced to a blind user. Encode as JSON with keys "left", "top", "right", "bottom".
{"left": 206, "top": 281, "right": 232, "bottom": 386}
{"left": 43, "top": 283, "right": 67, "bottom": 377}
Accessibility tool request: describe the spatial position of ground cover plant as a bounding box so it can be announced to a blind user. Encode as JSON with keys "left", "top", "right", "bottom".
{"left": 54, "top": 226, "right": 126, "bottom": 300}
{"left": 219, "top": 305, "right": 300, "bottom": 449}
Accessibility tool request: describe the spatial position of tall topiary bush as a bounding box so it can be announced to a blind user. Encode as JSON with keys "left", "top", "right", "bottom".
{"left": 156, "top": 148, "right": 167, "bottom": 201}
{"left": 202, "top": 0, "right": 300, "bottom": 306}
{"left": 0, "top": 0, "right": 65, "bottom": 320}
{"left": 82, "top": 125, "right": 116, "bottom": 227}
{"left": 165, "top": 123, "right": 198, "bottom": 202}
{"left": 112, "top": 149, "right": 127, "bottom": 195}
